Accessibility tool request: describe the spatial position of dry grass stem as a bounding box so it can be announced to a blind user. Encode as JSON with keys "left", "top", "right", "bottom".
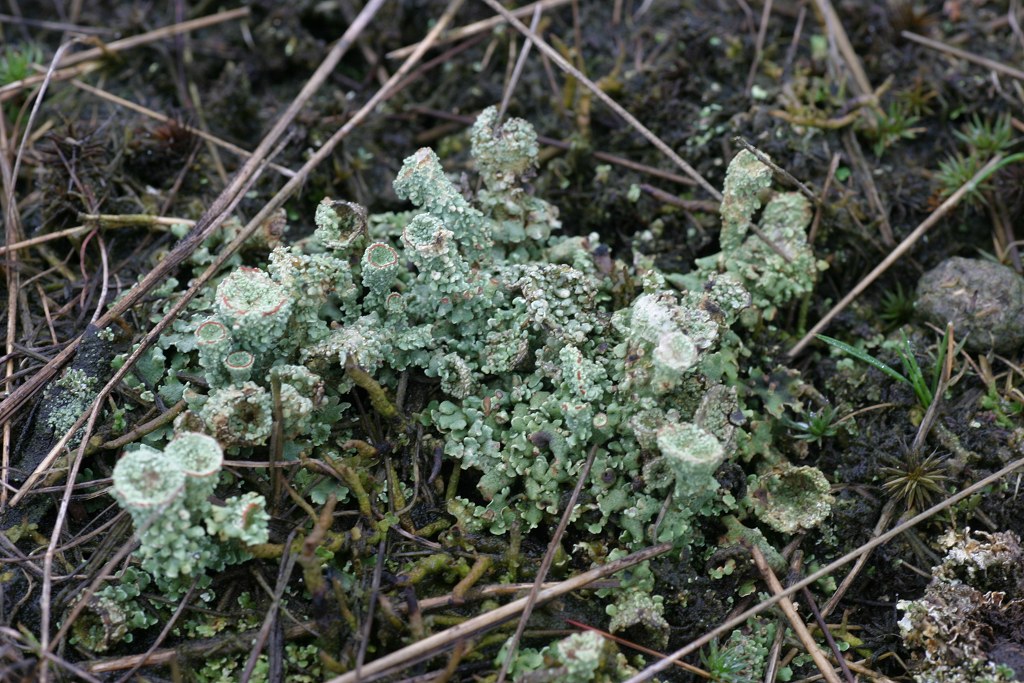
{"left": 811, "top": 0, "right": 874, "bottom": 98}
{"left": 903, "top": 30, "right": 1024, "bottom": 81}
{"left": 750, "top": 545, "right": 842, "bottom": 683}
{"left": 479, "top": 0, "right": 722, "bottom": 201}
{"left": 0, "top": 7, "right": 251, "bottom": 102}
{"left": 387, "top": 0, "right": 573, "bottom": 59}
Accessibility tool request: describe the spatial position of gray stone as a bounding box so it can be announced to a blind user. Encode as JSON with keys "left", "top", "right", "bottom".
{"left": 915, "top": 257, "right": 1024, "bottom": 354}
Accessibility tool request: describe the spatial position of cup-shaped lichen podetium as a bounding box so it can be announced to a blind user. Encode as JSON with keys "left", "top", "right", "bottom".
{"left": 112, "top": 445, "right": 186, "bottom": 524}
{"left": 314, "top": 197, "right": 367, "bottom": 253}
{"left": 360, "top": 242, "right": 401, "bottom": 296}
{"left": 402, "top": 213, "right": 453, "bottom": 261}
{"left": 224, "top": 350, "right": 255, "bottom": 385}
{"left": 195, "top": 319, "right": 230, "bottom": 375}
{"left": 207, "top": 491, "right": 270, "bottom": 546}
{"left": 215, "top": 267, "right": 292, "bottom": 355}
{"left": 750, "top": 464, "right": 834, "bottom": 534}
{"left": 200, "top": 382, "right": 273, "bottom": 448}
{"left": 655, "top": 422, "right": 724, "bottom": 501}
{"left": 164, "top": 431, "right": 223, "bottom": 506}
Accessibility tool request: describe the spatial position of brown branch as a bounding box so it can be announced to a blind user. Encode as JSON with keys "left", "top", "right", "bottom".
{"left": 749, "top": 545, "right": 843, "bottom": 683}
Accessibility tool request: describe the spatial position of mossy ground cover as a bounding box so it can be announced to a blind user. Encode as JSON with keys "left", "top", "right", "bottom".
{"left": 2, "top": 2, "right": 1024, "bottom": 681}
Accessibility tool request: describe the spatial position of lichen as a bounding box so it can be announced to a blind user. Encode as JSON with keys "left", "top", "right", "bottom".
{"left": 684, "top": 148, "right": 824, "bottom": 321}
{"left": 44, "top": 367, "right": 99, "bottom": 439}
{"left": 100, "top": 106, "right": 834, "bottom": 653}
{"left": 750, "top": 463, "right": 834, "bottom": 534}
{"left": 108, "top": 431, "right": 268, "bottom": 608}
{"left": 898, "top": 530, "right": 1024, "bottom": 682}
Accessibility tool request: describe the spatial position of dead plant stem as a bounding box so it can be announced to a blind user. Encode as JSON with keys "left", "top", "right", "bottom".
{"left": 750, "top": 546, "right": 842, "bottom": 683}
{"left": 0, "top": 8, "right": 251, "bottom": 102}
{"left": 387, "top": 0, "right": 572, "bottom": 60}
{"left": 903, "top": 30, "right": 1024, "bottom": 81}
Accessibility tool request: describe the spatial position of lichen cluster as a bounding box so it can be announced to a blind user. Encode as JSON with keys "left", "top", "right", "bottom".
{"left": 99, "top": 106, "right": 831, "bottom": 655}
{"left": 176, "top": 107, "right": 824, "bottom": 550}
{"left": 898, "top": 530, "right": 1024, "bottom": 682}
{"left": 75, "top": 433, "right": 269, "bottom": 652}
{"left": 111, "top": 431, "right": 269, "bottom": 588}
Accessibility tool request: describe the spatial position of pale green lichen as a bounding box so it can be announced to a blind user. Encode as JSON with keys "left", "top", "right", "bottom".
{"left": 313, "top": 197, "right": 367, "bottom": 252}
{"left": 708, "top": 617, "right": 780, "bottom": 683}
{"left": 215, "top": 267, "right": 292, "bottom": 355}
{"left": 206, "top": 491, "right": 270, "bottom": 546}
{"left": 606, "top": 591, "right": 669, "bottom": 649}
{"left": 503, "top": 631, "right": 637, "bottom": 683}
{"left": 69, "top": 566, "right": 158, "bottom": 653}
{"left": 164, "top": 431, "right": 223, "bottom": 505}
{"left": 104, "top": 107, "right": 837, "bottom": 654}
{"left": 685, "top": 149, "right": 824, "bottom": 321}
{"left": 750, "top": 464, "right": 834, "bottom": 534}
{"left": 44, "top": 367, "right": 99, "bottom": 438}
{"left": 553, "top": 631, "right": 621, "bottom": 682}
{"left": 223, "top": 350, "right": 255, "bottom": 384}
{"left": 199, "top": 382, "right": 273, "bottom": 447}
{"left": 108, "top": 431, "right": 268, "bottom": 608}
{"left": 360, "top": 241, "right": 401, "bottom": 297}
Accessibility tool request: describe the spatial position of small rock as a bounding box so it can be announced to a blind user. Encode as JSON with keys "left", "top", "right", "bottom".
{"left": 915, "top": 257, "right": 1024, "bottom": 354}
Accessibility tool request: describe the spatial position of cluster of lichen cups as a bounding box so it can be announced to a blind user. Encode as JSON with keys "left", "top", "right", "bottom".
{"left": 74, "top": 432, "right": 268, "bottom": 652}
{"left": 89, "top": 106, "right": 834, "bottom": 666}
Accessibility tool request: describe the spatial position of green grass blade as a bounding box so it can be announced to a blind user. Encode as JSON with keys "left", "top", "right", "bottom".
{"left": 931, "top": 325, "right": 951, "bottom": 400}
{"left": 816, "top": 334, "right": 910, "bottom": 385}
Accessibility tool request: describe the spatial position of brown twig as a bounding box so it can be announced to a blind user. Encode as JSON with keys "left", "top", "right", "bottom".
{"left": 800, "top": 586, "right": 855, "bottom": 683}
{"left": 0, "top": 8, "right": 252, "bottom": 102}
{"left": 811, "top": 0, "right": 874, "bottom": 99}
{"left": 496, "top": 5, "right": 542, "bottom": 125}
{"left": 733, "top": 136, "right": 818, "bottom": 203}
{"left": 808, "top": 152, "right": 841, "bottom": 246}
{"left": 749, "top": 546, "right": 842, "bottom": 683}
{"left": 902, "top": 30, "right": 1024, "bottom": 81}
{"left": 86, "top": 400, "right": 186, "bottom": 454}
{"left": 113, "top": 580, "right": 199, "bottom": 683}
{"left": 86, "top": 621, "right": 319, "bottom": 673}
{"left": 387, "top": 0, "right": 573, "bottom": 60}
{"left": 842, "top": 130, "right": 895, "bottom": 246}
{"left": 239, "top": 542, "right": 298, "bottom": 682}
{"left": 638, "top": 184, "right": 719, "bottom": 213}
{"left": 745, "top": 0, "right": 773, "bottom": 93}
